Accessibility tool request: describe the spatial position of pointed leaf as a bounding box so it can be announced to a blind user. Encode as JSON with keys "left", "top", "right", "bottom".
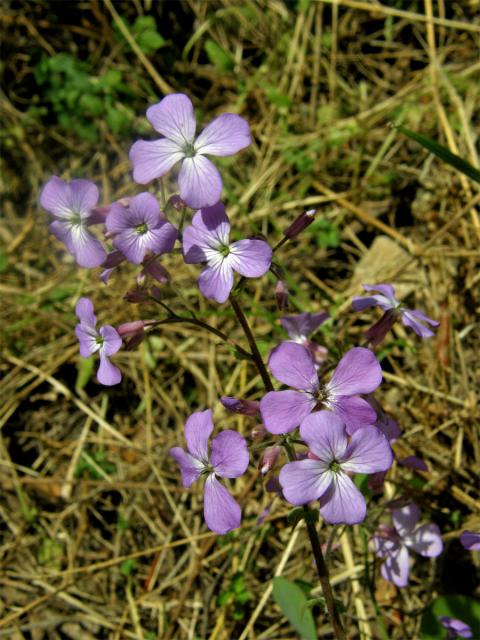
{"left": 272, "top": 577, "right": 317, "bottom": 640}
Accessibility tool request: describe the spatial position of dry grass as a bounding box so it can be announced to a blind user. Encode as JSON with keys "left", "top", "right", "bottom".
{"left": 1, "top": 1, "right": 479, "bottom": 638}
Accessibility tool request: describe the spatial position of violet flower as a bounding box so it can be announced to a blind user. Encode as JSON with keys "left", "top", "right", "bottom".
{"left": 130, "top": 93, "right": 251, "bottom": 209}
{"left": 372, "top": 503, "right": 443, "bottom": 587}
{"left": 182, "top": 203, "right": 272, "bottom": 303}
{"left": 439, "top": 617, "right": 473, "bottom": 639}
{"left": 75, "top": 298, "right": 122, "bottom": 386}
{"left": 105, "top": 192, "right": 177, "bottom": 265}
{"left": 280, "top": 311, "right": 329, "bottom": 364}
{"left": 352, "top": 283, "right": 439, "bottom": 339}
{"left": 170, "top": 409, "right": 249, "bottom": 534}
{"left": 40, "top": 176, "right": 106, "bottom": 267}
{"left": 260, "top": 342, "right": 381, "bottom": 435}
{"left": 279, "top": 412, "right": 393, "bottom": 524}
{"left": 460, "top": 531, "right": 480, "bottom": 551}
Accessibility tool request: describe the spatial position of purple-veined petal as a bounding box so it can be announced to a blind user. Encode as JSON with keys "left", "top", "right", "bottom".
{"left": 75, "top": 324, "right": 100, "bottom": 358}
{"left": 227, "top": 239, "right": 272, "bottom": 278}
{"left": 146, "top": 221, "right": 178, "bottom": 255}
{"left": 40, "top": 177, "right": 99, "bottom": 218}
{"left": 146, "top": 94, "right": 196, "bottom": 145}
{"left": 69, "top": 224, "right": 106, "bottom": 268}
{"left": 401, "top": 309, "right": 439, "bottom": 338}
{"left": 327, "top": 347, "right": 382, "bottom": 398}
{"left": 170, "top": 447, "right": 204, "bottom": 487}
{"left": 195, "top": 113, "right": 251, "bottom": 156}
{"left": 380, "top": 545, "right": 410, "bottom": 587}
{"left": 319, "top": 472, "right": 367, "bottom": 525}
{"left": 279, "top": 460, "right": 331, "bottom": 505}
{"left": 182, "top": 203, "right": 230, "bottom": 262}
{"left": 341, "top": 426, "right": 393, "bottom": 474}
{"left": 197, "top": 258, "right": 234, "bottom": 303}
{"left": 99, "top": 325, "right": 122, "bottom": 357}
{"left": 392, "top": 503, "right": 421, "bottom": 536}
{"left": 331, "top": 395, "right": 378, "bottom": 434}
{"left": 363, "top": 283, "right": 397, "bottom": 302}
{"left": 352, "top": 294, "right": 394, "bottom": 312}
{"left": 112, "top": 230, "right": 149, "bottom": 265}
{"left": 460, "top": 531, "right": 480, "bottom": 551}
{"left": 260, "top": 390, "right": 316, "bottom": 435}
{"left": 211, "top": 430, "right": 249, "bottom": 478}
{"left": 178, "top": 155, "right": 223, "bottom": 209}
{"left": 49, "top": 220, "right": 76, "bottom": 255}
{"left": 97, "top": 354, "right": 121, "bottom": 386}
{"left": 130, "top": 139, "right": 185, "bottom": 185}
{"left": 184, "top": 409, "right": 214, "bottom": 462}
{"left": 203, "top": 474, "right": 241, "bottom": 534}
{"left": 280, "top": 311, "right": 329, "bottom": 341}
{"left": 68, "top": 179, "right": 100, "bottom": 215}
{"left": 75, "top": 297, "right": 96, "bottom": 326}
{"left": 268, "top": 341, "right": 318, "bottom": 391}
{"left": 404, "top": 523, "right": 443, "bottom": 557}
{"left": 299, "top": 411, "right": 348, "bottom": 462}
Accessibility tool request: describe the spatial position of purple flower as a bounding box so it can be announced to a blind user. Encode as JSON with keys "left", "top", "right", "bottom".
{"left": 169, "top": 409, "right": 249, "bottom": 534}
{"left": 279, "top": 412, "right": 393, "bottom": 524}
{"left": 352, "top": 283, "right": 439, "bottom": 339}
{"left": 260, "top": 342, "right": 381, "bottom": 435}
{"left": 460, "top": 531, "right": 480, "bottom": 551}
{"left": 372, "top": 503, "right": 443, "bottom": 587}
{"left": 182, "top": 203, "right": 272, "bottom": 303}
{"left": 40, "top": 176, "right": 106, "bottom": 267}
{"left": 280, "top": 311, "right": 329, "bottom": 364}
{"left": 439, "top": 617, "right": 473, "bottom": 639}
{"left": 105, "top": 193, "right": 177, "bottom": 265}
{"left": 75, "top": 298, "right": 122, "bottom": 385}
{"left": 129, "top": 94, "right": 251, "bottom": 209}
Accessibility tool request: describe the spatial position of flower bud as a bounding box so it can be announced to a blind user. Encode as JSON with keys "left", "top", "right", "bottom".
{"left": 124, "top": 287, "right": 150, "bottom": 303}
{"left": 283, "top": 209, "right": 317, "bottom": 239}
{"left": 221, "top": 396, "right": 260, "bottom": 417}
{"left": 259, "top": 446, "right": 282, "bottom": 474}
{"left": 251, "top": 424, "right": 267, "bottom": 441}
{"left": 275, "top": 280, "right": 289, "bottom": 311}
{"left": 142, "top": 260, "right": 171, "bottom": 284}
{"left": 365, "top": 308, "right": 398, "bottom": 347}
{"left": 117, "top": 319, "right": 157, "bottom": 350}
{"left": 169, "top": 194, "right": 186, "bottom": 210}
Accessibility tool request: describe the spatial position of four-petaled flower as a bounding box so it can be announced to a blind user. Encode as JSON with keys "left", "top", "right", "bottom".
{"left": 169, "top": 409, "right": 249, "bottom": 534}
{"left": 260, "top": 342, "right": 382, "bottom": 435}
{"left": 352, "top": 283, "right": 439, "bottom": 338}
{"left": 372, "top": 503, "right": 443, "bottom": 587}
{"left": 129, "top": 93, "right": 251, "bottom": 209}
{"left": 182, "top": 203, "right": 272, "bottom": 303}
{"left": 75, "top": 297, "right": 122, "bottom": 385}
{"left": 40, "top": 177, "right": 106, "bottom": 268}
{"left": 439, "top": 617, "right": 473, "bottom": 639}
{"left": 105, "top": 192, "right": 177, "bottom": 265}
{"left": 280, "top": 311, "right": 329, "bottom": 364}
{"left": 279, "top": 411, "right": 393, "bottom": 524}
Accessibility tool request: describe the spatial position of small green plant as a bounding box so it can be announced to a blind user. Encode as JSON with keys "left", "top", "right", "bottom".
{"left": 217, "top": 572, "right": 252, "bottom": 621}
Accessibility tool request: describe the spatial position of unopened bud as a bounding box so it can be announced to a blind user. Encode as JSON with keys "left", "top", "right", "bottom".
{"left": 259, "top": 446, "right": 282, "bottom": 474}
{"left": 169, "top": 194, "right": 186, "bottom": 210}
{"left": 283, "top": 209, "right": 317, "bottom": 239}
{"left": 117, "top": 320, "right": 157, "bottom": 350}
{"left": 251, "top": 424, "right": 267, "bottom": 441}
{"left": 124, "top": 287, "right": 150, "bottom": 303}
{"left": 143, "top": 260, "right": 171, "bottom": 284}
{"left": 275, "top": 280, "right": 289, "bottom": 311}
{"left": 221, "top": 396, "right": 260, "bottom": 417}
{"left": 365, "top": 309, "right": 398, "bottom": 347}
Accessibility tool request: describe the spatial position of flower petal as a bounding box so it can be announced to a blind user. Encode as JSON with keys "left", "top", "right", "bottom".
{"left": 460, "top": 531, "right": 480, "bottom": 551}
{"left": 75, "top": 297, "right": 96, "bottom": 326}
{"left": 184, "top": 409, "right": 213, "bottom": 461}
{"left": 75, "top": 324, "right": 99, "bottom": 358}
{"left": 68, "top": 179, "right": 100, "bottom": 215}
{"left": 260, "top": 390, "right": 316, "bottom": 435}
{"left": 331, "top": 395, "right": 378, "bottom": 434}
{"left": 40, "top": 177, "right": 99, "bottom": 218}
{"left": 392, "top": 503, "right": 421, "bottom": 536}
{"left": 97, "top": 354, "right": 121, "bottom": 386}
{"left": 197, "top": 258, "right": 234, "bottom": 303}
{"left": 227, "top": 239, "right": 272, "bottom": 277}
{"left": 203, "top": 474, "right": 241, "bottom": 534}
{"left": 182, "top": 203, "right": 230, "bottom": 262}
{"left": 268, "top": 341, "right": 318, "bottom": 391}
{"left": 99, "top": 325, "right": 122, "bottom": 356}
{"left": 404, "top": 523, "right": 443, "bottom": 557}
{"left": 363, "top": 283, "right": 397, "bottom": 301}
{"left": 279, "top": 460, "right": 332, "bottom": 505}
{"left": 299, "top": 411, "right": 348, "bottom": 461}
{"left": 69, "top": 224, "right": 107, "bottom": 268}
{"left": 341, "top": 426, "right": 393, "bottom": 474}
{"left": 178, "top": 155, "right": 223, "bottom": 209}
{"left": 211, "top": 431, "right": 249, "bottom": 478}
{"left": 319, "top": 472, "right": 367, "bottom": 525}
{"left": 380, "top": 545, "right": 410, "bottom": 587}
{"left": 280, "top": 311, "right": 329, "bottom": 341}
{"left": 130, "top": 139, "right": 185, "bottom": 184}
{"left": 327, "top": 347, "right": 382, "bottom": 397}
{"left": 169, "top": 447, "right": 204, "bottom": 487}
{"left": 195, "top": 113, "right": 251, "bottom": 156}
{"left": 401, "top": 309, "right": 439, "bottom": 338}
{"left": 146, "top": 94, "right": 196, "bottom": 145}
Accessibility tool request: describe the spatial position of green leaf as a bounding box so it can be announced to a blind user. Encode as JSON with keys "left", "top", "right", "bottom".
{"left": 420, "top": 595, "right": 480, "bottom": 639}
{"left": 396, "top": 125, "right": 480, "bottom": 183}
{"left": 75, "top": 356, "right": 95, "bottom": 391}
{"left": 120, "top": 558, "right": 137, "bottom": 576}
{"left": 272, "top": 576, "right": 317, "bottom": 640}
{"left": 137, "top": 29, "right": 166, "bottom": 54}
{"left": 204, "top": 39, "right": 234, "bottom": 72}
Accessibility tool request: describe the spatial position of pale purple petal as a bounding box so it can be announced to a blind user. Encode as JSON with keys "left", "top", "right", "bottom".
{"left": 69, "top": 224, "right": 106, "bottom": 268}
{"left": 260, "top": 390, "right": 316, "bottom": 435}
{"left": 352, "top": 294, "right": 395, "bottom": 312}
{"left": 341, "top": 426, "right": 393, "bottom": 474}
{"left": 195, "top": 113, "right": 251, "bottom": 156}
{"left": 49, "top": 220, "right": 76, "bottom": 254}
{"left": 130, "top": 139, "right": 185, "bottom": 184}
{"left": 268, "top": 341, "right": 318, "bottom": 391}
{"left": 363, "top": 283, "right": 397, "bottom": 301}
{"left": 146, "top": 94, "right": 196, "bottom": 145}
{"left": 279, "top": 460, "right": 332, "bottom": 505}
{"left": 182, "top": 203, "right": 230, "bottom": 262}
{"left": 319, "top": 472, "right": 367, "bottom": 525}
{"left": 98, "top": 325, "right": 122, "bottom": 357}
{"left": 75, "top": 297, "right": 96, "bottom": 326}
{"left": 372, "top": 531, "right": 399, "bottom": 559}
{"left": 299, "top": 411, "right": 348, "bottom": 462}
{"left": 280, "top": 312, "right": 329, "bottom": 340}
{"left": 460, "top": 531, "right": 480, "bottom": 551}
{"left": 327, "top": 347, "right": 382, "bottom": 397}
{"left": 392, "top": 503, "right": 421, "bottom": 537}
{"left": 227, "top": 239, "right": 272, "bottom": 278}
{"left": 439, "top": 617, "right": 473, "bottom": 638}
{"left": 184, "top": 409, "right": 214, "bottom": 462}
{"left": 68, "top": 179, "right": 100, "bottom": 214}
{"left": 178, "top": 155, "right": 223, "bottom": 209}
{"left": 211, "top": 431, "right": 249, "bottom": 478}
{"left": 75, "top": 324, "right": 99, "bottom": 358}
{"left": 381, "top": 545, "right": 410, "bottom": 587}
{"left": 332, "top": 395, "right": 378, "bottom": 434}
{"left": 197, "top": 258, "right": 234, "bottom": 303}
{"left": 170, "top": 447, "right": 203, "bottom": 487}
{"left": 40, "top": 176, "right": 73, "bottom": 218}
{"left": 401, "top": 309, "right": 439, "bottom": 338}
{"left": 404, "top": 523, "right": 443, "bottom": 557}
{"left": 97, "top": 354, "right": 121, "bottom": 386}
{"left": 203, "top": 474, "right": 241, "bottom": 534}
